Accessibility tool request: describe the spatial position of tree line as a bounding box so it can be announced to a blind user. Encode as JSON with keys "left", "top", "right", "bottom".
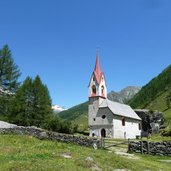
{"left": 0, "top": 44, "right": 77, "bottom": 134}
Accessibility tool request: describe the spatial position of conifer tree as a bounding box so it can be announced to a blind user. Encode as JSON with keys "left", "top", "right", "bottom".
{"left": 32, "top": 75, "right": 52, "bottom": 127}
{"left": 0, "top": 45, "right": 20, "bottom": 117}
{"left": 0, "top": 45, "right": 21, "bottom": 92}
{"left": 12, "top": 76, "right": 52, "bottom": 127}
{"left": 11, "top": 77, "right": 34, "bottom": 125}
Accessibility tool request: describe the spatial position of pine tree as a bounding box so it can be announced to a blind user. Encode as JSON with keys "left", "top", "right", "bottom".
{"left": 11, "top": 77, "right": 34, "bottom": 125}
{"left": 32, "top": 75, "right": 52, "bottom": 127}
{"left": 0, "top": 45, "right": 21, "bottom": 92}
{"left": 0, "top": 45, "right": 21, "bottom": 117}
{"left": 11, "top": 76, "right": 52, "bottom": 127}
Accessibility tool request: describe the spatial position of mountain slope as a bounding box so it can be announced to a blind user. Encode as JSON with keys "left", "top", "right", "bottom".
{"left": 59, "top": 86, "right": 140, "bottom": 131}
{"left": 59, "top": 102, "right": 88, "bottom": 131}
{"left": 128, "top": 65, "right": 171, "bottom": 128}
{"left": 129, "top": 65, "right": 171, "bottom": 108}
{"left": 108, "top": 86, "right": 141, "bottom": 103}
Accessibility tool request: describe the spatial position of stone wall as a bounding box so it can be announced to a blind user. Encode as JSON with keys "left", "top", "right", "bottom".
{"left": 128, "top": 140, "right": 171, "bottom": 156}
{"left": 0, "top": 126, "right": 101, "bottom": 148}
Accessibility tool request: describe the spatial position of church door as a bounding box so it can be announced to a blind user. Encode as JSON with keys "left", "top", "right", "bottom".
{"left": 101, "top": 128, "right": 106, "bottom": 138}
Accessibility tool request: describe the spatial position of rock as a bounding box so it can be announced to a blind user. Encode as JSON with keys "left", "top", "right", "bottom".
{"left": 93, "top": 143, "right": 98, "bottom": 150}
{"left": 91, "top": 164, "right": 102, "bottom": 171}
{"left": 39, "top": 132, "right": 47, "bottom": 139}
{"left": 113, "top": 169, "right": 131, "bottom": 171}
{"left": 159, "top": 160, "right": 171, "bottom": 163}
{"left": 134, "top": 109, "right": 164, "bottom": 135}
{"left": 61, "top": 153, "right": 72, "bottom": 159}
{"left": 0, "top": 121, "right": 17, "bottom": 128}
{"left": 86, "top": 157, "right": 94, "bottom": 162}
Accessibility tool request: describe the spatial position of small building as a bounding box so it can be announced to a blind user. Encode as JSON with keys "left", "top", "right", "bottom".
{"left": 88, "top": 55, "right": 141, "bottom": 139}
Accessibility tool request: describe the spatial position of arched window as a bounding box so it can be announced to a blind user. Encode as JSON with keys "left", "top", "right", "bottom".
{"left": 122, "top": 117, "right": 125, "bottom": 126}
{"left": 92, "top": 85, "right": 96, "bottom": 95}
{"left": 101, "top": 85, "right": 104, "bottom": 96}
{"left": 101, "top": 128, "right": 106, "bottom": 137}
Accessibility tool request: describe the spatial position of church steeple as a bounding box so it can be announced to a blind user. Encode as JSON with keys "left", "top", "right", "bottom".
{"left": 88, "top": 54, "right": 107, "bottom": 99}
{"left": 93, "top": 55, "right": 103, "bottom": 84}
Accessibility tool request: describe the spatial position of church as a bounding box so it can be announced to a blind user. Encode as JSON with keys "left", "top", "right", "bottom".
{"left": 88, "top": 55, "right": 141, "bottom": 139}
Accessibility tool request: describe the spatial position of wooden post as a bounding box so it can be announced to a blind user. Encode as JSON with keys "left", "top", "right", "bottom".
{"left": 141, "top": 141, "right": 143, "bottom": 154}
{"left": 128, "top": 138, "right": 130, "bottom": 152}
{"left": 101, "top": 137, "right": 105, "bottom": 148}
{"left": 103, "top": 138, "right": 105, "bottom": 148}
{"left": 147, "top": 140, "right": 150, "bottom": 154}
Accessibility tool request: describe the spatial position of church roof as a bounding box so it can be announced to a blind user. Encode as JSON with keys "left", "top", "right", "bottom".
{"left": 99, "top": 99, "right": 141, "bottom": 120}
{"left": 93, "top": 55, "right": 104, "bottom": 84}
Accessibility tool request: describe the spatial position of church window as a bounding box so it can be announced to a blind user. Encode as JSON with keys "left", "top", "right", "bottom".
{"left": 93, "top": 118, "right": 96, "bottom": 121}
{"left": 93, "top": 76, "right": 95, "bottom": 81}
{"left": 122, "top": 117, "right": 125, "bottom": 126}
{"left": 101, "top": 85, "right": 104, "bottom": 96}
{"left": 139, "top": 123, "right": 141, "bottom": 130}
{"left": 92, "top": 85, "right": 96, "bottom": 95}
{"left": 102, "top": 115, "right": 106, "bottom": 119}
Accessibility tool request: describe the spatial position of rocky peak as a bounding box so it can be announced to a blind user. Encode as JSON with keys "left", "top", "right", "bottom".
{"left": 52, "top": 105, "right": 67, "bottom": 113}
{"left": 107, "top": 86, "right": 141, "bottom": 104}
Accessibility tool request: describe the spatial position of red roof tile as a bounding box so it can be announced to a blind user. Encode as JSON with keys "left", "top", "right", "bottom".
{"left": 93, "top": 55, "right": 103, "bottom": 84}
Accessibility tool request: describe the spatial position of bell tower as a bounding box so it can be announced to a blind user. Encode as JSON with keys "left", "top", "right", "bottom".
{"left": 88, "top": 54, "right": 107, "bottom": 128}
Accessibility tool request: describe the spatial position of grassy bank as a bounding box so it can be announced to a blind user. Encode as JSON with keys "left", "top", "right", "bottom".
{"left": 0, "top": 134, "right": 171, "bottom": 171}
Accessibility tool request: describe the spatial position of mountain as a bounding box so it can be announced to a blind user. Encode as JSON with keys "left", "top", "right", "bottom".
{"left": 52, "top": 105, "right": 67, "bottom": 113}
{"left": 108, "top": 86, "right": 141, "bottom": 103}
{"left": 58, "top": 102, "right": 88, "bottom": 131}
{"left": 59, "top": 86, "right": 141, "bottom": 131}
{"left": 128, "top": 65, "right": 171, "bottom": 128}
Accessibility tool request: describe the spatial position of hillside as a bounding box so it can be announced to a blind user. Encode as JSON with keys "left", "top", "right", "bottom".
{"left": 59, "top": 101, "right": 88, "bottom": 131}
{"left": 0, "top": 134, "right": 171, "bottom": 171}
{"left": 128, "top": 65, "right": 171, "bottom": 128}
{"left": 59, "top": 86, "right": 140, "bottom": 131}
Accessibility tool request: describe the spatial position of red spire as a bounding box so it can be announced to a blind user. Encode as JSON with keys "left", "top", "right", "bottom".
{"left": 93, "top": 54, "right": 103, "bottom": 84}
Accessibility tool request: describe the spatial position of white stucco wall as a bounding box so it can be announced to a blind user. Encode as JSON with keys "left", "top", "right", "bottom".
{"left": 89, "top": 107, "right": 141, "bottom": 139}
{"left": 113, "top": 116, "right": 141, "bottom": 139}
{"left": 89, "top": 125, "right": 113, "bottom": 138}
{"left": 89, "top": 107, "right": 113, "bottom": 138}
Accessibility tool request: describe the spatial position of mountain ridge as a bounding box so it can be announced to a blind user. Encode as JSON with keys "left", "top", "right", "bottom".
{"left": 108, "top": 86, "right": 141, "bottom": 103}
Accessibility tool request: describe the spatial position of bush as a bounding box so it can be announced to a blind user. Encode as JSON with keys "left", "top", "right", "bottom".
{"left": 160, "top": 126, "right": 171, "bottom": 136}
{"left": 44, "top": 115, "right": 78, "bottom": 134}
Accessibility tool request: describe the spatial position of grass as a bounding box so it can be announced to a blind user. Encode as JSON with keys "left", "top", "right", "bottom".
{"left": 0, "top": 134, "right": 171, "bottom": 171}
{"left": 146, "top": 134, "right": 171, "bottom": 141}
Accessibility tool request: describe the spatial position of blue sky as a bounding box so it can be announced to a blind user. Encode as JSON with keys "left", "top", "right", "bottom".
{"left": 0, "top": 0, "right": 171, "bottom": 108}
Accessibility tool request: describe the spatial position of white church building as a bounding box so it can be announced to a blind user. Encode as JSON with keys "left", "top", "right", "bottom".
{"left": 88, "top": 55, "right": 141, "bottom": 139}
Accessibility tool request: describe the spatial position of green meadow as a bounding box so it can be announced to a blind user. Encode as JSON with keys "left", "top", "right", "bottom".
{"left": 0, "top": 134, "right": 171, "bottom": 171}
